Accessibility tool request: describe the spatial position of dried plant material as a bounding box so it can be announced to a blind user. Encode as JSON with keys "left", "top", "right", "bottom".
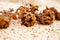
{"left": 0, "top": 15, "right": 11, "bottom": 29}
{"left": 55, "top": 12, "right": 60, "bottom": 20}
{"left": 21, "top": 12, "right": 36, "bottom": 27}
{"left": 36, "top": 7, "right": 55, "bottom": 25}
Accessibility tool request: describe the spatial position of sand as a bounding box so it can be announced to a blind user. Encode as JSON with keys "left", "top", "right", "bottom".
{"left": 0, "top": 0, "right": 60, "bottom": 40}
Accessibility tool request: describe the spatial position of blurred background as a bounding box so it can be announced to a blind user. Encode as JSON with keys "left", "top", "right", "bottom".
{"left": 0, "top": 0, "right": 60, "bottom": 4}
{"left": 0, "top": 0, "right": 60, "bottom": 11}
{"left": 0, "top": 0, "right": 60, "bottom": 6}
{"left": 0, "top": 0, "right": 40, "bottom": 5}
{"left": 0, "top": 0, "right": 60, "bottom": 5}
